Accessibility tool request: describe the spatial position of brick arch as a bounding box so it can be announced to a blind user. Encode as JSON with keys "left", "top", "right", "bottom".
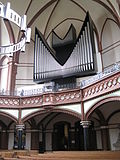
{"left": 22, "top": 108, "right": 81, "bottom": 123}
{"left": 0, "top": 56, "right": 9, "bottom": 65}
{"left": 85, "top": 96, "right": 120, "bottom": 120}
{"left": 0, "top": 111, "right": 17, "bottom": 123}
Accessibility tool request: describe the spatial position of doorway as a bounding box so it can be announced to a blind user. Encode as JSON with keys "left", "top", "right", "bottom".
{"left": 52, "top": 122, "right": 70, "bottom": 151}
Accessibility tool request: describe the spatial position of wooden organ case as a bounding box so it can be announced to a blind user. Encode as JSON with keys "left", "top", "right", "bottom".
{"left": 34, "top": 12, "right": 97, "bottom": 83}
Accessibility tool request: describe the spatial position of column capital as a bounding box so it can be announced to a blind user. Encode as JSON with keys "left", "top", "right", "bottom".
{"left": 80, "top": 121, "right": 91, "bottom": 128}
{"left": 100, "top": 125, "right": 108, "bottom": 129}
{"left": 16, "top": 124, "right": 25, "bottom": 130}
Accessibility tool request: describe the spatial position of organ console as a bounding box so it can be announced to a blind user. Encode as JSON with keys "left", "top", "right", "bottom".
{"left": 34, "top": 12, "right": 97, "bottom": 83}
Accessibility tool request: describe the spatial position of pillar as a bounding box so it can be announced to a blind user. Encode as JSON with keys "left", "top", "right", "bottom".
{"left": 16, "top": 124, "right": 25, "bottom": 150}
{"left": 80, "top": 121, "right": 91, "bottom": 151}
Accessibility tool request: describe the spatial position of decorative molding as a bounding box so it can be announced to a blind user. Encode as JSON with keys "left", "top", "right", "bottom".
{"left": 80, "top": 120, "right": 91, "bottom": 128}
{"left": 83, "top": 72, "right": 120, "bottom": 101}
{"left": 0, "top": 97, "right": 19, "bottom": 108}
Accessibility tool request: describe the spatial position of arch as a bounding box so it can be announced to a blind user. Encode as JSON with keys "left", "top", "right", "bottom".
{"left": 85, "top": 96, "right": 120, "bottom": 120}
{"left": 28, "top": 0, "right": 58, "bottom": 27}
{"left": 37, "top": 112, "right": 59, "bottom": 128}
{"left": 100, "top": 18, "right": 119, "bottom": 46}
{"left": 0, "top": 111, "right": 17, "bottom": 123}
{"left": 44, "top": 0, "right": 60, "bottom": 36}
{"left": 106, "top": 109, "right": 120, "bottom": 123}
{"left": 92, "top": 0, "right": 120, "bottom": 25}
{"left": 0, "top": 120, "right": 7, "bottom": 129}
{"left": 22, "top": 108, "right": 81, "bottom": 123}
{"left": 94, "top": 109, "right": 105, "bottom": 125}
{"left": 0, "top": 56, "right": 9, "bottom": 66}
{"left": 44, "top": 113, "right": 61, "bottom": 129}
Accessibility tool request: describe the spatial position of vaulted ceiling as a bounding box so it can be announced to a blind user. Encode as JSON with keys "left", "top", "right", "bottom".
{"left": 1, "top": 0, "right": 120, "bottom": 48}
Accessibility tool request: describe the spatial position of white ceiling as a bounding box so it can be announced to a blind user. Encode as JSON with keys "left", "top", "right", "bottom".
{"left": 0, "top": 0, "right": 119, "bottom": 46}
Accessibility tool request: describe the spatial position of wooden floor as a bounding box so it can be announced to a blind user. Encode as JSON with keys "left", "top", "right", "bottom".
{"left": 0, "top": 150, "right": 120, "bottom": 160}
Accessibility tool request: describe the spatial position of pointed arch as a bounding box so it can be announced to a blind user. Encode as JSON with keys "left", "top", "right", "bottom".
{"left": 22, "top": 108, "right": 81, "bottom": 123}
{"left": 0, "top": 111, "right": 17, "bottom": 123}
{"left": 85, "top": 96, "right": 120, "bottom": 120}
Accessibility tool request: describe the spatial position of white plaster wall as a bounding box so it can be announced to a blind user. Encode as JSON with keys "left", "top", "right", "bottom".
{"left": 101, "top": 19, "right": 120, "bottom": 68}
{"left": 0, "top": 58, "right": 9, "bottom": 90}
{"left": 15, "top": 40, "right": 35, "bottom": 89}
{"left": 46, "top": 132, "right": 52, "bottom": 151}
{"left": 21, "top": 108, "right": 41, "bottom": 119}
{"left": 1, "top": 19, "right": 10, "bottom": 46}
{"left": 57, "top": 103, "right": 81, "bottom": 115}
{"left": 8, "top": 132, "right": 14, "bottom": 150}
{"left": 108, "top": 112, "right": 120, "bottom": 150}
{"left": 0, "top": 109, "right": 19, "bottom": 119}
{"left": 25, "top": 132, "right": 31, "bottom": 150}
{"left": 109, "top": 128, "right": 119, "bottom": 150}
{"left": 96, "top": 130, "right": 102, "bottom": 150}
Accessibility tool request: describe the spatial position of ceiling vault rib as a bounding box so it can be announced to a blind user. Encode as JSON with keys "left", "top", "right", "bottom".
{"left": 92, "top": 0, "right": 120, "bottom": 26}
{"left": 70, "top": 0, "right": 87, "bottom": 13}
{"left": 25, "top": 0, "right": 33, "bottom": 15}
{"left": 46, "top": 18, "right": 84, "bottom": 40}
{"left": 107, "top": 0, "right": 119, "bottom": 17}
{"left": 116, "top": 0, "right": 120, "bottom": 12}
{"left": 100, "top": 18, "right": 119, "bottom": 47}
{"left": 44, "top": 0, "right": 60, "bottom": 37}
{"left": 37, "top": 113, "right": 53, "bottom": 128}
{"left": 106, "top": 109, "right": 120, "bottom": 123}
{"left": 27, "top": 0, "right": 57, "bottom": 27}
{"left": 95, "top": 109, "right": 106, "bottom": 125}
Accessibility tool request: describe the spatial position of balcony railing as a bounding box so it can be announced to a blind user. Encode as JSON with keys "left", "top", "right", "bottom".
{"left": 80, "top": 62, "right": 120, "bottom": 88}
{"left": 0, "top": 62, "right": 120, "bottom": 97}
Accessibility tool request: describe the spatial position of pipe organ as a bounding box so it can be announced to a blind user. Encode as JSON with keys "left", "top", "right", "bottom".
{"left": 34, "top": 12, "right": 97, "bottom": 83}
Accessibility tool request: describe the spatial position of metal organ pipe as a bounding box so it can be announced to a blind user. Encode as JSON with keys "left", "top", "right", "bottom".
{"left": 85, "top": 26, "right": 90, "bottom": 70}
{"left": 87, "top": 22, "right": 93, "bottom": 69}
{"left": 79, "top": 38, "right": 83, "bottom": 71}
{"left": 34, "top": 12, "right": 96, "bottom": 83}
{"left": 38, "top": 38, "right": 40, "bottom": 79}
{"left": 34, "top": 34, "right": 37, "bottom": 79}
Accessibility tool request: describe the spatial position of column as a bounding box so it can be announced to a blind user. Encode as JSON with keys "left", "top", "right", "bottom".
{"left": 16, "top": 124, "right": 25, "bottom": 150}
{"left": 80, "top": 121, "right": 91, "bottom": 151}
{"left": 100, "top": 125, "right": 110, "bottom": 150}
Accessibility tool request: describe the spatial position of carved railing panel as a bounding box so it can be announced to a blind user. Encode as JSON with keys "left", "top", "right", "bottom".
{"left": 83, "top": 72, "right": 120, "bottom": 101}
{"left": 55, "top": 89, "right": 81, "bottom": 105}
{"left": 0, "top": 72, "right": 119, "bottom": 108}
{"left": 0, "top": 97, "right": 19, "bottom": 108}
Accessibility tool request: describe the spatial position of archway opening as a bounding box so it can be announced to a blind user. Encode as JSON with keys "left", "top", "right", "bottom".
{"left": 23, "top": 110, "right": 82, "bottom": 151}
{"left": 52, "top": 121, "right": 70, "bottom": 151}
{"left": 86, "top": 100, "right": 120, "bottom": 151}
